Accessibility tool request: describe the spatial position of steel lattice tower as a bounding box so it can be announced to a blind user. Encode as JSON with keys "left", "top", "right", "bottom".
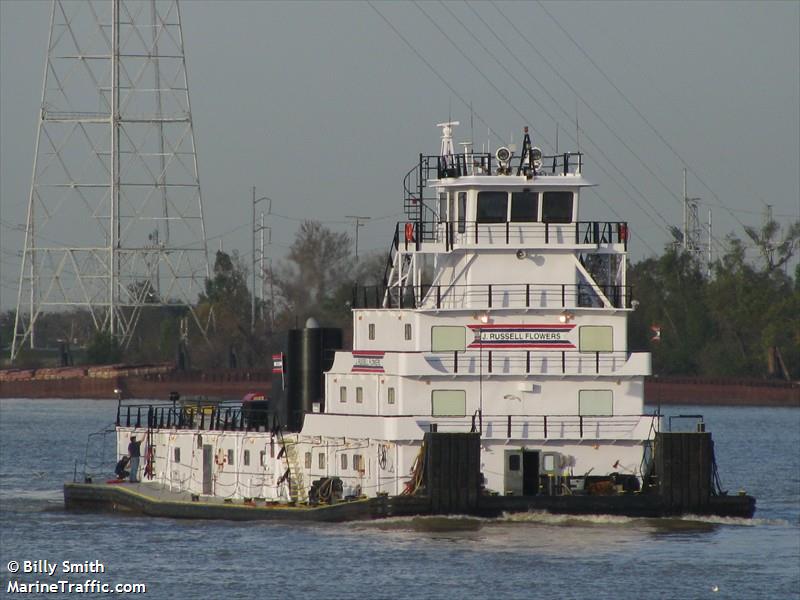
{"left": 11, "top": 0, "right": 209, "bottom": 361}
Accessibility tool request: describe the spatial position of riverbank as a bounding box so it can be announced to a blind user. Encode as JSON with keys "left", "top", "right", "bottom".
{"left": 1, "top": 366, "right": 797, "bottom": 406}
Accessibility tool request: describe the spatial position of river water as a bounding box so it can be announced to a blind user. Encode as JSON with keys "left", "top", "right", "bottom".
{"left": 0, "top": 399, "right": 798, "bottom": 599}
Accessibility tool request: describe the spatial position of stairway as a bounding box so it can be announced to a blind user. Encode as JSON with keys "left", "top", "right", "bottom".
{"left": 284, "top": 442, "right": 307, "bottom": 503}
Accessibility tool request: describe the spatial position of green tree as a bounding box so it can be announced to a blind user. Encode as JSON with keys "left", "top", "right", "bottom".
{"left": 628, "top": 248, "right": 712, "bottom": 375}
{"left": 705, "top": 236, "right": 798, "bottom": 377}
{"left": 193, "top": 250, "right": 254, "bottom": 368}
{"left": 271, "top": 221, "right": 353, "bottom": 329}
{"left": 86, "top": 330, "right": 122, "bottom": 365}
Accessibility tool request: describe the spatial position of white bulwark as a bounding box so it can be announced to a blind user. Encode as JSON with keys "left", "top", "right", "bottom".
{"left": 118, "top": 124, "right": 655, "bottom": 502}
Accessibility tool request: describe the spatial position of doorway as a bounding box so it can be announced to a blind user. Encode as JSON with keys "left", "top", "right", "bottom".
{"left": 522, "top": 450, "right": 540, "bottom": 496}
{"left": 202, "top": 444, "right": 213, "bottom": 495}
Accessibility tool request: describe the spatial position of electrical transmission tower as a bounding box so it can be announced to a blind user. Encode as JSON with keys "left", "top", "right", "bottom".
{"left": 11, "top": 0, "right": 209, "bottom": 361}
{"left": 671, "top": 169, "right": 712, "bottom": 274}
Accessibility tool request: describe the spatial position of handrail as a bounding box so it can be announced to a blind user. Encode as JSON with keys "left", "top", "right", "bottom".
{"left": 425, "top": 350, "right": 631, "bottom": 376}
{"left": 117, "top": 400, "right": 277, "bottom": 432}
{"left": 398, "top": 220, "right": 629, "bottom": 251}
{"left": 352, "top": 282, "right": 633, "bottom": 310}
{"left": 425, "top": 412, "right": 657, "bottom": 440}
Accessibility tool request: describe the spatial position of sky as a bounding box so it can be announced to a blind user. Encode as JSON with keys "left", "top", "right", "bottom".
{"left": 1, "top": 0, "right": 799, "bottom": 313}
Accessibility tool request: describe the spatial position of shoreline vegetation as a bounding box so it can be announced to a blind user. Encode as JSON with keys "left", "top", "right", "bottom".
{"left": 2, "top": 218, "right": 798, "bottom": 387}
{"left": 0, "top": 364, "right": 797, "bottom": 407}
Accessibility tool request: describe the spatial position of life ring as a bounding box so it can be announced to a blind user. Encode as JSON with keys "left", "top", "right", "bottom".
{"left": 215, "top": 450, "right": 226, "bottom": 470}
{"left": 404, "top": 222, "right": 414, "bottom": 242}
{"left": 619, "top": 223, "right": 629, "bottom": 242}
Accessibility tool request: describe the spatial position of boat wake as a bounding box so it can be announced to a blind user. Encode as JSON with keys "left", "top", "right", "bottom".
{"left": 349, "top": 510, "right": 789, "bottom": 532}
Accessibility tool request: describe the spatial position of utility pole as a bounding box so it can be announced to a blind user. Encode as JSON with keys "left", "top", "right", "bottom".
{"left": 346, "top": 215, "right": 371, "bottom": 259}
{"left": 251, "top": 187, "right": 271, "bottom": 333}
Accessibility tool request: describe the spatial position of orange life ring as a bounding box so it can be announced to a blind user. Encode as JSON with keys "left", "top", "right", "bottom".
{"left": 404, "top": 222, "right": 414, "bottom": 242}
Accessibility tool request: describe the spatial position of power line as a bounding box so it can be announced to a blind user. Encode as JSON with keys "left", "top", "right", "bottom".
{"left": 533, "top": 0, "right": 758, "bottom": 235}
{"left": 413, "top": 1, "right": 553, "bottom": 149}
{"left": 367, "top": 1, "right": 505, "bottom": 146}
{"left": 436, "top": 2, "right": 670, "bottom": 245}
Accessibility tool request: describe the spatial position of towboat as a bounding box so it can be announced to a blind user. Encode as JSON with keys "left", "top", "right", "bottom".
{"left": 65, "top": 122, "right": 755, "bottom": 520}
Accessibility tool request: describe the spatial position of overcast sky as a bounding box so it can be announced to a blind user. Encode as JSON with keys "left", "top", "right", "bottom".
{"left": 1, "top": 0, "right": 798, "bottom": 313}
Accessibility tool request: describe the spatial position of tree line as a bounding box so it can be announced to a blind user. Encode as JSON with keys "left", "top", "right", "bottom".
{"left": 2, "top": 219, "right": 797, "bottom": 379}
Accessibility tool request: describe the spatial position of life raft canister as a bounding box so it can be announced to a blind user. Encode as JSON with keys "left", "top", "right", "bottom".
{"left": 405, "top": 222, "right": 414, "bottom": 242}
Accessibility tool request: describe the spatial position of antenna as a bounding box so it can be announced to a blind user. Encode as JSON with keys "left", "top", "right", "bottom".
{"left": 437, "top": 121, "right": 460, "bottom": 156}
{"left": 11, "top": 0, "right": 210, "bottom": 361}
{"left": 555, "top": 122, "right": 559, "bottom": 154}
{"left": 470, "top": 102, "right": 475, "bottom": 150}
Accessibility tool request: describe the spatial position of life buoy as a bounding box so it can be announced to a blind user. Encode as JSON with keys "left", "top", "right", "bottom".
{"left": 404, "top": 222, "right": 414, "bottom": 242}
{"left": 619, "top": 223, "right": 629, "bottom": 242}
{"left": 215, "top": 450, "right": 226, "bottom": 470}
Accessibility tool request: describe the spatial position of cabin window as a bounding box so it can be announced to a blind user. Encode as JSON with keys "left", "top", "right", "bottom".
{"left": 579, "top": 390, "right": 613, "bottom": 416}
{"left": 511, "top": 191, "right": 538, "bottom": 222}
{"left": 305, "top": 452, "right": 312, "bottom": 469}
{"left": 431, "top": 325, "right": 466, "bottom": 352}
{"left": 356, "top": 387, "right": 364, "bottom": 404}
{"left": 318, "top": 453, "right": 326, "bottom": 469}
{"left": 196, "top": 434, "right": 202, "bottom": 449}
{"left": 227, "top": 449, "right": 234, "bottom": 464}
{"left": 579, "top": 326, "right": 613, "bottom": 352}
{"left": 458, "top": 192, "right": 467, "bottom": 233}
{"left": 404, "top": 323, "right": 412, "bottom": 341}
{"left": 476, "top": 191, "right": 508, "bottom": 223}
{"left": 173, "top": 447, "right": 180, "bottom": 464}
{"left": 431, "top": 390, "right": 467, "bottom": 417}
{"left": 541, "top": 191, "right": 573, "bottom": 223}
{"left": 353, "top": 454, "right": 364, "bottom": 472}
{"left": 508, "top": 454, "right": 520, "bottom": 471}
{"left": 341, "top": 454, "right": 348, "bottom": 471}
{"left": 438, "top": 192, "right": 448, "bottom": 223}
{"left": 260, "top": 450, "right": 266, "bottom": 466}
{"left": 368, "top": 323, "right": 375, "bottom": 340}
{"left": 340, "top": 386, "right": 347, "bottom": 403}
{"left": 244, "top": 450, "right": 250, "bottom": 466}
{"left": 387, "top": 387, "right": 396, "bottom": 405}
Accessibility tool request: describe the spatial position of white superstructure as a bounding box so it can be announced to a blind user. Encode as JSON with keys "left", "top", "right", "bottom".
{"left": 118, "top": 124, "right": 656, "bottom": 502}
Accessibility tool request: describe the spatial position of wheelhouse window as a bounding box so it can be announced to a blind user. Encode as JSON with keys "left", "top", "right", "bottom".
{"left": 438, "top": 192, "right": 448, "bottom": 223}
{"left": 511, "top": 191, "right": 538, "bottom": 222}
{"left": 356, "top": 387, "right": 363, "bottom": 404}
{"left": 340, "top": 386, "right": 347, "bottom": 403}
{"left": 368, "top": 323, "right": 375, "bottom": 340}
{"left": 476, "top": 191, "right": 508, "bottom": 223}
{"left": 404, "top": 323, "right": 412, "bottom": 341}
{"left": 541, "top": 191, "right": 573, "bottom": 223}
{"left": 387, "top": 387, "right": 396, "bottom": 405}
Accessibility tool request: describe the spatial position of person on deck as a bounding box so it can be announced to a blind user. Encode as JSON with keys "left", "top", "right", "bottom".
{"left": 128, "top": 435, "right": 143, "bottom": 483}
{"left": 114, "top": 455, "right": 130, "bottom": 480}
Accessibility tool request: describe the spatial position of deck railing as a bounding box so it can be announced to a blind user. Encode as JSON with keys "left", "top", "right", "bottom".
{"left": 116, "top": 401, "right": 276, "bottom": 432}
{"left": 352, "top": 282, "right": 632, "bottom": 310}
{"left": 427, "top": 413, "right": 658, "bottom": 440}
{"left": 396, "top": 220, "right": 629, "bottom": 252}
{"left": 424, "top": 350, "right": 631, "bottom": 376}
